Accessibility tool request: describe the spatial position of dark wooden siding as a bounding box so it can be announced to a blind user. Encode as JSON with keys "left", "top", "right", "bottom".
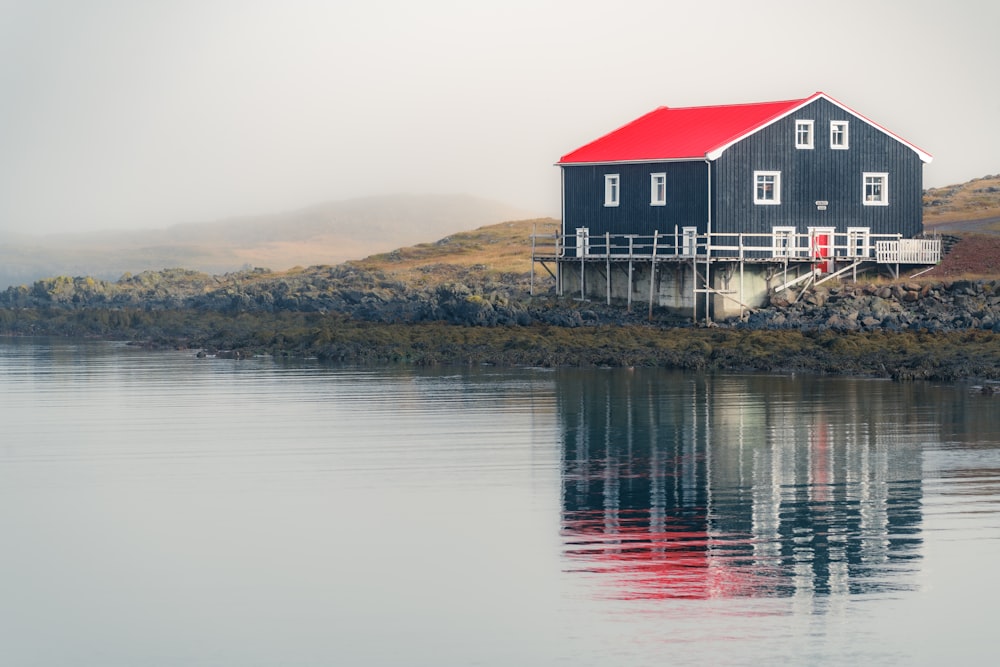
{"left": 561, "top": 161, "right": 708, "bottom": 255}
{"left": 712, "top": 97, "right": 924, "bottom": 238}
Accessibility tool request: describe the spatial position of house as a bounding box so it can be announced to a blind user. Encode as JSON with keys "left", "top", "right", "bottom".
{"left": 533, "top": 92, "right": 939, "bottom": 320}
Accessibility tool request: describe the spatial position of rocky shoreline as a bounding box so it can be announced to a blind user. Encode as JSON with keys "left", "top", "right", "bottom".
{"left": 1, "top": 267, "right": 998, "bottom": 383}
{"left": 748, "top": 279, "right": 1000, "bottom": 333}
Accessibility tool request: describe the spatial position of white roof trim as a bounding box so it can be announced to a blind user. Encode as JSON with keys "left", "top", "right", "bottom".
{"left": 705, "top": 92, "right": 933, "bottom": 164}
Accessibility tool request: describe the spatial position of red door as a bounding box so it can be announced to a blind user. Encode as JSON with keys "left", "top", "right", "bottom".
{"left": 811, "top": 231, "right": 833, "bottom": 273}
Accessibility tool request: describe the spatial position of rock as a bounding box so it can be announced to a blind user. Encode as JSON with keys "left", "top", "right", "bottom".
{"left": 804, "top": 292, "right": 826, "bottom": 306}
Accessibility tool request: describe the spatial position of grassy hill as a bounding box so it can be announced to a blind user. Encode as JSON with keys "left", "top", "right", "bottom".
{"left": 348, "top": 218, "right": 558, "bottom": 288}
{"left": 923, "top": 174, "right": 1000, "bottom": 233}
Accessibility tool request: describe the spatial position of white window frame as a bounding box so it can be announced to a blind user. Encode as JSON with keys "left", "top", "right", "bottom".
{"left": 830, "top": 121, "right": 849, "bottom": 150}
{"left": 847, "top": 227, "right": 871, "bottom": 257}
{"left": 772, "top": 226, "right": 797, "bottom": 258}
{"left": 650, "top": 172, "right": 666, "bottom": 206}
{"left": 795, "top": 120, "right": 814, "bottom": 149}
{"left": 863, "top": 172, "right": 888, "bottom": 206}
{"left": 604, "top": 174, "right": 619, "bottom": 207}
{"left": 754, "top": 170, "right": 781, "bottom": 205}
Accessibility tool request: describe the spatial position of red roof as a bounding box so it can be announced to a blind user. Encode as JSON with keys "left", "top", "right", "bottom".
{"left": 557, "top": 92, "right": 932, "bottom": 164}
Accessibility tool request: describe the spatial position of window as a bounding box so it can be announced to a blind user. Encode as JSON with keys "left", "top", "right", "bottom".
{"left": 863, "top": 172, "right": 888, "bottom": 205}
{"left": 795, "top": 120, "right": 814, "bottom": 149}
{"left": 604, "top": 174, "right": 619, "bottom": 207}
{"left": 847, "top": 227, "right": 870, "bottom": 257}
{"left": 830, "top": 121, "right": 849, "bottom": 149}
{"left": 650, "top": 173, "right": 666, "bottom": 206}
{"left": 754, "top": 171, "right": 781, "bottom": 205}
{"left": 772, "top": 226, "right": 796, "bottom": 257}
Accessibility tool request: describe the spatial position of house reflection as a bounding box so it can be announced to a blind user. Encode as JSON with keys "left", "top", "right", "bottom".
{"left": 560, "top": 370, "right": 923, "bottom": 600}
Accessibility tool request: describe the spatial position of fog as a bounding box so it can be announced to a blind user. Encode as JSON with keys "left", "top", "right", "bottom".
{"left": 1, "top": 0, "right": 996, "bottom": 235}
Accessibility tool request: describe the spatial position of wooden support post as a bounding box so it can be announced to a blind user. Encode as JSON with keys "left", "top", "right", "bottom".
{"left": 691, "top": 258, "right": 697, "bottom": 324}
{"left": 605, "top": 231, "right": 611, "bottom": 305}
{"left": 530, "top": 224, "right": 536, "bottom": 296}
{"left": 648, "top": 230, "right": 658, "bottom": 321}
{"left": 627, "top": 236, "right": 634, "bottom": 312}
{"left": 556, "top": 233, "right": 563, "bottom": 296}
{"left": 704, "top": 251, "right": 711, "bottom": 326}
{"left": 739, "top": 233, "right": 745, "bottom": 320}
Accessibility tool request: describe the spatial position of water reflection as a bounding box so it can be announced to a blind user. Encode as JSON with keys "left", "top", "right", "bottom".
{"left": 560, "top": 371, "right": 924, "bottom": 600}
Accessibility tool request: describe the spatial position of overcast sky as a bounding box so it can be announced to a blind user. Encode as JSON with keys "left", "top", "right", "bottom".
{"left": 1, "top": 0, "right": 996, "bottom": 234}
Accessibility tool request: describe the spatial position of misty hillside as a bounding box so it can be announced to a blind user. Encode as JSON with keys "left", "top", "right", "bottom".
{"left": 0, "top": 194, "right": 535, "bottom": 288}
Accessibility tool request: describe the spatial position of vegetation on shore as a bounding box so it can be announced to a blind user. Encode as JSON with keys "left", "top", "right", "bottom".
{"left": 3, "top": 306, "right": 997, "bottom": 382}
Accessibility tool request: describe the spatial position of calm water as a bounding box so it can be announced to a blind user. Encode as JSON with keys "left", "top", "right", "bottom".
{"left": 1, "top": 339, "right": 999, "bottom": 666}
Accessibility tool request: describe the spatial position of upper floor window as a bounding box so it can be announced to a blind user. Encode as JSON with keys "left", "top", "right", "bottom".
{"left": 795, "top": 120, "right": 814, "bottom": 149}
{"left": 863, "top": 172, "right": 888, "bottom": 206}
{"left": 604, "top": 174, "right": 619, "bottom": 207}
{"left": 830, "top": 121, "right": 849, "bottom": 149}
{"left": 650, "top": 173, "right": 666, "bottom": 206}
{"left": 754, "top": 171, "right": 781, "bottom": 205}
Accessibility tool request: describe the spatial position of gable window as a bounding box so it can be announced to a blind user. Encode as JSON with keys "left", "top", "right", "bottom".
{"left": 863, "top": 172, "right": 888, "bottom": 206}
{"left": 772, "top": 226, "right": 797, "bottom": 257}
{"left": 650, "top": 173, "right": 666, "bottom": 206}
{"left": 795, "top": 120, "right": 814, "bottom": 149}
{"left": 830, "top": 121, "right": 849, "bottom": 149}
{"left": 604, "top": 174, "right": 620, "bottom": 207}
{"left": 754, "top": 171, "right": 781, "bottom": 205}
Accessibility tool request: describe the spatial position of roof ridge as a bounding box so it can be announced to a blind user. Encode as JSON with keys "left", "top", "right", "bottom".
{"left": 664, "top": 96, "right": 810, "bottom": 112}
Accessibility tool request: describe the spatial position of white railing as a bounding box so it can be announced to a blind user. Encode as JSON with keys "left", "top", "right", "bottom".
{"left": 532, "top": 229, "right": 941, "bottom": 265}
{"left": 875, "top": 239, "right": 942, "bottom": 264}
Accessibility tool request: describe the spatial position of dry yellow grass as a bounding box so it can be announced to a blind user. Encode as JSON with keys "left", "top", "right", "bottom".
{"left": 348, "top": 218, "right": 559, "bottom": 284}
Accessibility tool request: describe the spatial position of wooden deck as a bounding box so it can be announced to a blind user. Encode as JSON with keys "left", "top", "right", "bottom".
{"left": 529, "top": 229, "right": 943, "bottom": 315}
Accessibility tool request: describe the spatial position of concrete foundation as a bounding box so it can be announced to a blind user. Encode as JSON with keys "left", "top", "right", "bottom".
{"left": 560, "top": 259, "right": 814, "bottom": 321}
